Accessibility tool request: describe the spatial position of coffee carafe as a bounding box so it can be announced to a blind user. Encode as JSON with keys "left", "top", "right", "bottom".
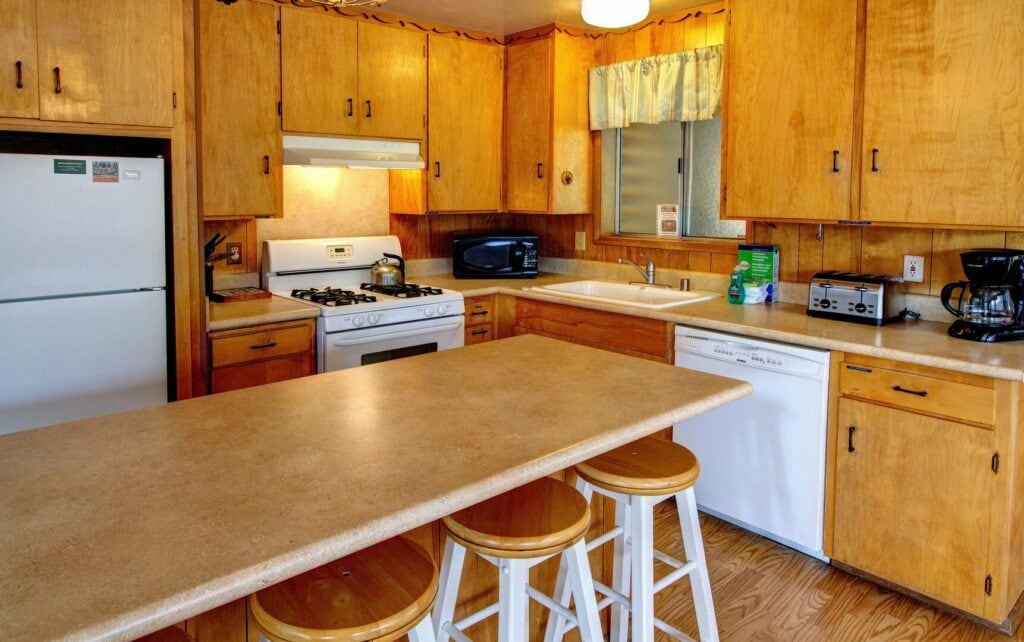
{"left": 942, "top": 249, "right": 1024, "bottom": 342}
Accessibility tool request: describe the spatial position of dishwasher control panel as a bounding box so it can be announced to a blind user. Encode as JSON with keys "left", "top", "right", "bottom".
{"left": 676, "top": 330, "right": 826, "bottom": 378}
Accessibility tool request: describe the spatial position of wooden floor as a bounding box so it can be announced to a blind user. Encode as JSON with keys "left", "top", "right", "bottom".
{"left": 650, "top": 501, "right": 1022, "bottom": 641}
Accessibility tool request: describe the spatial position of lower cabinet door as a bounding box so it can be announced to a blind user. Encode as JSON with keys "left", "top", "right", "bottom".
{"left": 833, "top": 398, "right": 994, "bottom": 615}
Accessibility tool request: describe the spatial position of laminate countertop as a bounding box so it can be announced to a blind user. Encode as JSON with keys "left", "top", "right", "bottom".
{"left": 420, "top": 273, "right": 1024, "bottom": 382}
{"left": 0, "top": 335, "right": 750, "bottom": 641}
{"left": 207, "top": 295, "right": 319, "bottom": 332}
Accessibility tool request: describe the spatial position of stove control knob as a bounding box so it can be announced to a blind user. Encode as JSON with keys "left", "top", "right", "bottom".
{"left": 438, "top": 304, "right": 449, "bottom": 315}
{"left": 368, "top": 313, "right": 382, "bottom": 325}
{"left": 352, "top": 315, "right": 365, "bottom": 327}
{"left": 423, "top": 306, "right": 436, "bottom": 317}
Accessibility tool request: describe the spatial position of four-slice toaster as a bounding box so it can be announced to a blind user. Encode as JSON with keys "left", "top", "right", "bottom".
{"left": 807, "top": 271, "right": 907, "bottom": 325}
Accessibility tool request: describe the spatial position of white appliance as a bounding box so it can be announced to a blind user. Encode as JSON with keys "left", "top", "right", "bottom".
{"left": 0, "top": 152, "right": 169, "bottom": 435}
{"left": 672, "top": 325, "right": 831, "bottom": 561}
{"left": 263, "top": 236, "right": 464, "bottom": 372}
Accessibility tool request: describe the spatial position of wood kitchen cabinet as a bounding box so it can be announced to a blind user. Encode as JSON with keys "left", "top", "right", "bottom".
{"left": 208, "top": 319, "right": 315, "bottom": 393}
{"left": 724, "top": 0, "right": 857, "bottom": 221}
{"left": 280, "top": 9, "right": 426, "bottom": 141}
{"left": 1, "top": 0, "right": 174, "bottom": 126}
{"left": 197, "top": 0, "right": 281, "bottom": 218}
{"left": 464, "top": 295, "right": 496, "bottom": 345}
{"left": 514, "top": 298, "right": 674, "bottom": 363}
{"left": 0, "top": 0, "right": 38, "bottom": 119}
{"left": 828, "top": 354, "right": 1024, "bottom": 626}
{"left": 389, "top": 35, "right": 504, "bottom": 214}
{"left": 504, "top": 31, "right": 593, "bottom": 214}
{"left": 724, "top": 0, "right": 1024, "bottom": 229}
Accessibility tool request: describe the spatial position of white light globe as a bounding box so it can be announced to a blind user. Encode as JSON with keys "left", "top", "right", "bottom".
{"left": 581, "top": 0, "right": 651, "bottom": 29}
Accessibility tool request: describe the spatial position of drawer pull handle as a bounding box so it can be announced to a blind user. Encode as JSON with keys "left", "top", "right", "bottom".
{"left": 536, "top": 162, "right": 544, "bottom": 179}
{"left": 434, "top": 161, "right": 441, "bottom": 178}
{"left": 53, "top": 66, "right": 62, "bottom": 94}
{"left": 15, "top": 60, "right": 23, "bottom": 89}
{"left": 471, "top": 329, "right": 489, "bottom": 336}
{"left": 892, "top": 385, "right": 927, "bottom": 397}
{"left": 470, "top": 311, "right": 488, "bottom": 316}
{"left": 250, "top": 341, "right": 278, "bottom": 350}
{"left": 832, "top": 149, "right": 840, "bottom": 173}
{"left": 871, "top": 148, "right": 880, "bottom": 172}
{"left": 346, "top": 97, "right": 353, "bottom": 117}
{"left": 848, "top": 426, "right": 856, "bottom": 453}
{"left": 365, "top": 99, "right": 372, "bottom": 118}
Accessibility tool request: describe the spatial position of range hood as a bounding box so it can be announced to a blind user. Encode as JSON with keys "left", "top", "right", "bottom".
{"left": 282, "top": 135, "right": 425, "bottom": 169}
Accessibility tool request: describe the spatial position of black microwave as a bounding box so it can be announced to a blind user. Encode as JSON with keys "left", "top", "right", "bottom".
{"left": 452, "top": 233, "right": 539, "bottom": 278}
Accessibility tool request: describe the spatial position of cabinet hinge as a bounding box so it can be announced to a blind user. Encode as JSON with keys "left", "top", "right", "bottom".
{"left": 985, "top": 575, "right": 993, "bottom": 596}
{"left": 723, "top": 185, "right": 727, "bottom": 202}
{"left": 277, "top": 101, "right": 282, "bottom": 116}
{"left": 172, "top": 92, "right": 177, "bottom": 109}
{"left": 993, "top": 452, "right": 1000, "bottom": 473}
{"left": 277, "top": 19, "right": 281, "bottom": 35}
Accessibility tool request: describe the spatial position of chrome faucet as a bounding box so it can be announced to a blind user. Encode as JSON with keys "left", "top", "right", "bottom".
{"left": 618, "top": 253, "right": 657, "bottom": 285}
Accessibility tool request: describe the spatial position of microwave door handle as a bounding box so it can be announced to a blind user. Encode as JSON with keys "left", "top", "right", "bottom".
{"left": 330, "top": 321, "right": 463, "bottom": 347}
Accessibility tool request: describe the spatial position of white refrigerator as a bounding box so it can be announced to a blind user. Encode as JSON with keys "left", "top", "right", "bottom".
{"left": 0, "top": 153, "right": 169, "bottom": 435}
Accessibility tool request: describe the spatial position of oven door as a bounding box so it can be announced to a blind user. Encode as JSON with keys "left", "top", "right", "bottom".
{"left": 320, "top": 317, "right": 465, "bottom": 372}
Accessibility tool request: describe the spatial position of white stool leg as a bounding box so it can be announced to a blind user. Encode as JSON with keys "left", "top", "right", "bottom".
{"left": 543, "top": 476, "right": 594, "bottom": 642}
{"left": 564, "top": 538, "right": 604, "bottom": 642}
{"left": 610, "top": 496, "right": 631, "bottom": 642}
{"left": 433, "top": 536, "right": 467, "bottom": 642}
{"left": 677, "top": 488, "right": 719, "bottom": 642}
{"left": 630, "top": 495, "right": 655, "bottom": 642}
{"left": 409, "top": 613, "right": 438, "bottom": 642}
{"left": 497, "top": 558, "right": 529, "bottom": 642}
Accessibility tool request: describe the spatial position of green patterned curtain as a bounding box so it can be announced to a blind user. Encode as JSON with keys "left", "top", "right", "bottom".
{"left": 589, "top": 45, "right": 723, "bottom": 130}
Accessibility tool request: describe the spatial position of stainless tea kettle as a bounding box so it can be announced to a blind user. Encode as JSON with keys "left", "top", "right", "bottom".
{"left": 370, "top": 253, "right": 406, "bottom": 286}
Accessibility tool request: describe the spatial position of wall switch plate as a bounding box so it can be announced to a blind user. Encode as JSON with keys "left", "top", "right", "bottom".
{"left": 903, "top": 255, "right": 924, "bottom": 282}
{"left": 574, "top": 231, "right": 586, "bottom": 252}
{"left": 226, "top": 242, "right": 242, "bottom": 265}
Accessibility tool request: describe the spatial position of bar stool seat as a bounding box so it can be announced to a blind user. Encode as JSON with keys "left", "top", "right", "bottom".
{"left": 575, "top": 436, "right": 699, "bottom": 496}
{"left": 548, "top": 437, "right": 719, "bottom": 642}
{"left": 434, "top": 477, "right": 603, "bottom": 642}
{"left": 136, "top": 627, "right": 194, "bottom": 642}
{"left": 443, "top": 476, "right": 591, "bottom": 558}
{"left": 250, "top": 537, "right": 437, "bottom": 642}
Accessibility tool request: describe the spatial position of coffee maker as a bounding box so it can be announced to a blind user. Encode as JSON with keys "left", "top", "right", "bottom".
{"left": 941, "top": 249, "right": 1024, "bottom": 342}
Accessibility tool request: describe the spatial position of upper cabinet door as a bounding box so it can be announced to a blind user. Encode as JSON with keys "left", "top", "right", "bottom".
{"left": 198, "top": 0, "right": 281, "bottom": 217}
{"left": 36, "top": 0, "right": 174, "bottom": 127}
{"left": 280, "top": 8, "right": 358, "bottom": 135}
{"left": 860, "top": 0, "right": 1024, "bottom": 227}
{"left": 505, "top": 37, "right": 552, "bottom": 212}
{"left": 724, "top": 0, "right": 858, "bottom": 221}
{"left": 0, "top": 0, "right": 38, "bottom": 119}
{"left": 357, "top": 23, "right": 426, "bottom": 140}
{"left": 427, "top": 35, "right": 503, "bottom": 212}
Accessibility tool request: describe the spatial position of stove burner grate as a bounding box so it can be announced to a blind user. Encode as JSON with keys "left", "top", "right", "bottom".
{"left": 291, "top": 287, "right": 377, "bottom": 306}
{"left": 360, "top": 283, "right": 444, "bottom": 298}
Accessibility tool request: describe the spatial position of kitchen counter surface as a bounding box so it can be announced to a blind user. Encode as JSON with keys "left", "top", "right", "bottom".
{"left": 0, "top": 335, "right": 750, "bottom": 641}
{"left": 417, "top": 273, "right": 1024, "bottom": 381}
{"left": 207, "top": 295, "right": 319, "bottom": 332}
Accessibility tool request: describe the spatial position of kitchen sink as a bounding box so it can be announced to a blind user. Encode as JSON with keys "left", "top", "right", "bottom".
{"left": 531, "top": 280, "right": 720, "bottom": 309}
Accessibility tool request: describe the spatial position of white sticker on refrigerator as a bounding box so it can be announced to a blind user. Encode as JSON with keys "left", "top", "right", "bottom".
{"left": 122, "top": 169, "right": 141, "bottom": 180}
{"left": 92, "top": 161, "right": 119, "bottom": 183}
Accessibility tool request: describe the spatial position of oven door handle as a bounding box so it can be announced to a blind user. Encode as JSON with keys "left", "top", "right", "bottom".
{"left": 330, "top": 321, "right": 464, "bottom": 347}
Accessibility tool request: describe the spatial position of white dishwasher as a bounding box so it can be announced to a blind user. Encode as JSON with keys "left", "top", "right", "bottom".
{"left": 672, "top": 325, "right": 830, "bottom": 561}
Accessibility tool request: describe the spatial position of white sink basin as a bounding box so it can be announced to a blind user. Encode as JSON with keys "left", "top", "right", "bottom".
{"left": 532, "top": 280, "right": 720, "bottom": 309}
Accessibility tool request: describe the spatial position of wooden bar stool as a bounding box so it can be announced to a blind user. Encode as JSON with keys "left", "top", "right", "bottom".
{"left": 136, "top": 627, "right": 194, "bottom": 642}
{"left": 546, "top": 437, "right": 718, "bottom": 642}
{"left": 249, "top": 536, "right": 437, "bottom": 642}
{"left": 433, "top": 477, "right": 603, "bottom": 642}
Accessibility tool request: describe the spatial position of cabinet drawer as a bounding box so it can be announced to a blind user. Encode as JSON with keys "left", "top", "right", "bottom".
{"left": 839, "top": 361, "right": 994, "bottom": 426}
{"left": 211, "top": 322, "right": 313, "bottom": 368}
{"left": 211, "top": 353, "right": 315, "bottom": 393}
{"left": 465, "top": 295, "right": 494, "bottom": 326}
{"left": 465, "top": 324, "right": 493, "bottom": 345}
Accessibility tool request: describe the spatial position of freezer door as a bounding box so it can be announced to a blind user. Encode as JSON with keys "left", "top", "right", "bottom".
{"left": 0, "top": 291, "right": 168, "bottom": 434}
{"left": 0, "top": 153, "right": 166, "bottom": 300}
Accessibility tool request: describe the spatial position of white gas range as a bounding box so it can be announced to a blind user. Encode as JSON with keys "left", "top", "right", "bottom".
{"left": 263, "top": 236, "right": 465, "bottom": 372}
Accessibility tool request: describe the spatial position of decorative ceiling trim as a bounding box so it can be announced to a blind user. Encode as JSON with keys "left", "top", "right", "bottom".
{"left": 504, "top": 7, "right": 726, "bottom": 45}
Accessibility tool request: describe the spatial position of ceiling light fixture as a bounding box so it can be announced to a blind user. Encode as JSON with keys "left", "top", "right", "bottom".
{"left": 581, "top": 0, "right": 650, "bottom": 29}
{"left": 308, "top": 0, "right": 388, "bottom": 8}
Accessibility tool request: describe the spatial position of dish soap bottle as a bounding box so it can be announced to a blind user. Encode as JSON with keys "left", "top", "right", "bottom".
{"left": 727, "top": 264, "right": 746, "bottom": 304}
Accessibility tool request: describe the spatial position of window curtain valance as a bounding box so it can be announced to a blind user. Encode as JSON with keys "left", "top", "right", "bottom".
{"left": 588, "top": 45, "right": 723, "bottom": 130}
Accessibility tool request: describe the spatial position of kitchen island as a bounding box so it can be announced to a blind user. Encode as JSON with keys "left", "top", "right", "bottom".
{"left": 0, "top": 335, "right": 750, "bottom": 641}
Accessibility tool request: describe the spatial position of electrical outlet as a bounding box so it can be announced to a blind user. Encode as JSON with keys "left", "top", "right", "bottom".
{"left": 903, "top": 255, "right": 924, "bottom": 283}
{"left": 226, "top": 242, "right": 242, "bottom": 265}
{"left": 574, "top": 231, "right": 586, "bottom": 252}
